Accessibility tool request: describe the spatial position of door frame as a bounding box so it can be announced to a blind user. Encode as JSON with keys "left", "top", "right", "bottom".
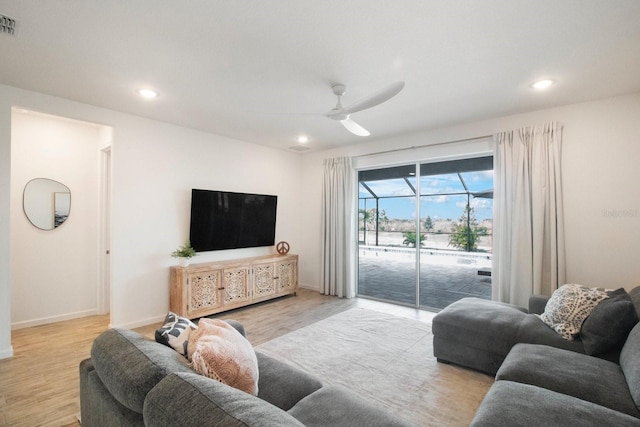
{"left": 97, "top": 145, "right": 112, "bottom": 315}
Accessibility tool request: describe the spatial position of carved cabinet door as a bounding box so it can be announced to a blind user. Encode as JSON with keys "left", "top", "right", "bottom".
{"left": 252, "top": 263, "right": 277, "bottom": 300}
{"left": 222, "top": 266, "right": 251, "bottom": 306}
{"left": 276, "top": 259, "right": 297, "bottom": 294}
{"left": 186, "top": 270, "right": 222, "bottom": 317}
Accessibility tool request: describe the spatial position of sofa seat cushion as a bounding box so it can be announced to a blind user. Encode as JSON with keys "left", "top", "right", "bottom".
{"left": 471, "top": 381, "right": 640, "bottom": 427}
{"left": 433, "top": 297, "right": 529, "bottom": 374}
{"left": 496, "top": 343, "right": 640, "bottom": 418}
{"left": 433, "top": 297, "right": 527, "bottom": 356}
{"left": 288, "top": 385, "right": 413, "bottom": 427}
{"left": 144, "top": 372, "right": 304, "bottom": 427}
{"left": 91, "top": 328, "right": 194, "bottom": 414}
{"left": 255, "top": 351, "right": 322, "bottom": 411}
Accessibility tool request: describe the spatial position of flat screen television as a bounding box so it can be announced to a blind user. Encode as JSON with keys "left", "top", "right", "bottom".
{"left": 189, "top": 189, "right": 278, "bottom": 252}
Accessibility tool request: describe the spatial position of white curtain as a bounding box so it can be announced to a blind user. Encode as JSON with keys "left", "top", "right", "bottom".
{"left": 492, "top": 122, "right": 566, "bottom": 307}
{"left": 320, "top": 156, "right": 355, "bottom": 298}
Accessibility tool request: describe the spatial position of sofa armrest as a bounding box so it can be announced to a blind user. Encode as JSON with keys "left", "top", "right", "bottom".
{"left": 529, "top": 295, "right": 550, "bottom": 314}
{"left": 255, "top": 351, "right": 323, "bottom": 411}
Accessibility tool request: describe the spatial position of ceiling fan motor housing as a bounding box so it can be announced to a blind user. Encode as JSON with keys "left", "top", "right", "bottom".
{"left": 328, "top": 109, "right": 349, "bottom": 121}
{"left": 331, "top": 84, "right": 346, "bottom": 96}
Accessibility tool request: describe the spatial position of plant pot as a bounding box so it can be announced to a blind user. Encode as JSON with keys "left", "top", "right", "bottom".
{"left": 178, "top": 257, "right": 190, "bottom": 267}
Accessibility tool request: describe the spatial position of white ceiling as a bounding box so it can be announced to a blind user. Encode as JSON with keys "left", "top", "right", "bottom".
{"left": 1, "top": 1, "right": 640, "bottom": 152}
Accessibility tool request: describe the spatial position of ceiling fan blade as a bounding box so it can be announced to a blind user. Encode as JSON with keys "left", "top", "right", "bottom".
{"left": 342, "top": 81, "right": 405, "bottom": 115}
{"left": 340, "top": 117, "right": 370, "bottom": 136}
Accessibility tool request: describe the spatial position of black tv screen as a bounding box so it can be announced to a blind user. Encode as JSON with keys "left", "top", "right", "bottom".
{"left": 189, "top": 189, "right": 277, "bottom": 252}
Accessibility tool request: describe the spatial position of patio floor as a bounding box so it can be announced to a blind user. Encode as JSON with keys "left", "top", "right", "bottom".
{"left": 358, "top": 254, "right": 492, "bottom": 310}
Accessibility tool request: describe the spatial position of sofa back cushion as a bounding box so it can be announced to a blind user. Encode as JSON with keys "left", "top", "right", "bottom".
{"left": 144, "top": 372, "right": 305, "bottom": 427}
{"left": 91, "top": 328, "right": 194, "bottom": 414}
{"left": 581, "top": 288, "right": 639, "bottom": 356}
{"left": 628, "top": 286, "right": 640, "bottom": 320}
{"left": 620, "top": 321, "right": 640, "bottom": 409}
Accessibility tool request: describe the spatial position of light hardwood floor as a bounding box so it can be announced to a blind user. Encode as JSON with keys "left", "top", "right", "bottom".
{"left": 0, "top": 289, "right": 487, "bottom": 426}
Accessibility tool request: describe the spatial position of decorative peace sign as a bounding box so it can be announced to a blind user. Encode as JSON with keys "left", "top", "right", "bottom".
{"left": 276, "top": 241, "right": 290, "bottom": 255}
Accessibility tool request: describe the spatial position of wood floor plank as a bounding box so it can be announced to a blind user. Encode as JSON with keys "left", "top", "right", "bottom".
{"left": 0, "top": 289, "right": 490, "bottom": 426}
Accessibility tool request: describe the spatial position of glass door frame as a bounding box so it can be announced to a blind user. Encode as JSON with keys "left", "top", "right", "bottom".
{"left": 355, "top": 161, "right": 423, "bottom": 309}
{"left": 355, "top": 154, "right": 494, "bottom": 310}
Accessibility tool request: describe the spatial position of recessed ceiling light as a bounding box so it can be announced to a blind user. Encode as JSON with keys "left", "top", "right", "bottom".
{"left": 531, "top": 79, "right": 554, "bottom": 90}
{"left": 297, "top": 135, "right": 309, "bottom": 144}
{"left": 137, "top": 88, "right": 159, "bottom": 99}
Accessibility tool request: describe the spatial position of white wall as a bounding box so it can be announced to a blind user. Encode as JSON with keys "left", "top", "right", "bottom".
{"left": 109, "top": 115, "right": 304, "bottom": 328}
{"left": 0, "top": 84, "right": 304, "bottom": 361}
{"left": 1, "top": 82, "right": 638, "bottom": 360}
{"left": 10, "top": 111, "right": 102, "bottom": 328}
{"left": 297, "top": 92, "right": 640, "bottom": 292}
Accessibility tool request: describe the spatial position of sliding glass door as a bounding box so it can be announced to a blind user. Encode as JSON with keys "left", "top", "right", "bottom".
{"left": 357, "top": 157, "right": 493, "bottom": 310}
{"left": 358, "top": 164, "right": 418, "bottom": 306}
{"left": 418, "top": 159, "right": 493, "bottom": 309}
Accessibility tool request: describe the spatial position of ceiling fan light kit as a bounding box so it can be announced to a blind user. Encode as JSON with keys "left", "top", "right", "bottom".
{"left": 326, "top": 81, "right": 405, "bottom": 136}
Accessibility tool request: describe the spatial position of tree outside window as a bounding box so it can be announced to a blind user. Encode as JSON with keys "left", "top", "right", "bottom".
{"left": 448, "top": 203, "right": 488, "bottom": 252}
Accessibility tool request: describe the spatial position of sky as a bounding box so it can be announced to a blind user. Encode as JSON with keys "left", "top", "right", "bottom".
{"left": 359, "top": 170, "right": 494, "bottom": 221}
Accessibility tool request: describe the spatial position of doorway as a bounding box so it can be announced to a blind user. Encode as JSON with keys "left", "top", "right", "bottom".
{"left": 98, "top": 146, "right": 112, "bottom": 314}
{"left": 10, "top": 109, "right": 112, "bottom": 328}
{"left": 357, "top": 156, "right": 493, "bottom": 310}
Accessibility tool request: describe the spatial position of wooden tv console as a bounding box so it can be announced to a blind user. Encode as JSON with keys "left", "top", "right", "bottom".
{"left": 169, "top": 253, "right": 298, "bottom": 319}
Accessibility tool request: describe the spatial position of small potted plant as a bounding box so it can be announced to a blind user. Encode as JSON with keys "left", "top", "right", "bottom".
{"left": 171, "top": 239, "right": 196, "bottom": 267}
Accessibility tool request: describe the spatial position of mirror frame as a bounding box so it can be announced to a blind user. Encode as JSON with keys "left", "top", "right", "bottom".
{"left": 23, "top": 178, "right": 72, "bottom": 231}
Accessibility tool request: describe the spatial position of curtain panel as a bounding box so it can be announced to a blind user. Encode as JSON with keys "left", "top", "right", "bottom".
{"left": 320, "top": 156, "right": 355, "bottom": 298}
{"left": 492, "top": 122, "right": 566, "bottom": 307}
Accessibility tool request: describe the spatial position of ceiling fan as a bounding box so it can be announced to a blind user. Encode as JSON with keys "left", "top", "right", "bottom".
{"left": 327, "top": 81, "right": 405, "bottom": 136}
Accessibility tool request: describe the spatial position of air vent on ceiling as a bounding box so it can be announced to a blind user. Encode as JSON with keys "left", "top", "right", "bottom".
{"left": 1, "top": 14, "right": 16, "bottom": 35}
{"left": 288, "top": 145, "right": 311, "bottom": 152}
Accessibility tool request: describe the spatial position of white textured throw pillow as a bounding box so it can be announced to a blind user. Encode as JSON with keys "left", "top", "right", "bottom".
{"left": 188, "top": 318, "right": 259, "bottom": 395}
{"left": 537, "top": 284, "right": 608, "bottom": 340}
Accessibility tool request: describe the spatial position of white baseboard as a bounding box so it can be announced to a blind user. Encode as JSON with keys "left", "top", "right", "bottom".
{"left": 0, "top": 345, "right": 14, "bottom": 360}
{"left": 11, "top": 309, "right": 98, "bottom": 330}
{"left": 299, "top": 282, "right": 321, "bottom": 292}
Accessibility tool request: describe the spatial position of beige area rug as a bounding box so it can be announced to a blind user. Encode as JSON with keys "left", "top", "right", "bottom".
{"left": 256, "top": 308, "right": 493, "bottom": 426}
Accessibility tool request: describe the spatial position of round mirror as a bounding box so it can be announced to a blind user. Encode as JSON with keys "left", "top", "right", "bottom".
{"left": 23, "top": 178, "right": 71, "bottom": 230}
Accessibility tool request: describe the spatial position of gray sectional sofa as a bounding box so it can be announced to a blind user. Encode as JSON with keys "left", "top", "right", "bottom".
{"left": 471, "top": 335, "right": 640, "bottom": 426}
{"left": 433, "top": 287, "right": 640, "bottom": 375}
{"left": 79, "top": 321, "right": 412, "bottom": 427}
{"left": 433, "top": 286, "right": 640, "bottom": 426}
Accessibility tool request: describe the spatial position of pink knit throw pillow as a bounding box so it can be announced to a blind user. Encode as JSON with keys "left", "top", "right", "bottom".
{"left": 187, "top": 318, "right": 259, "bottom": 395}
